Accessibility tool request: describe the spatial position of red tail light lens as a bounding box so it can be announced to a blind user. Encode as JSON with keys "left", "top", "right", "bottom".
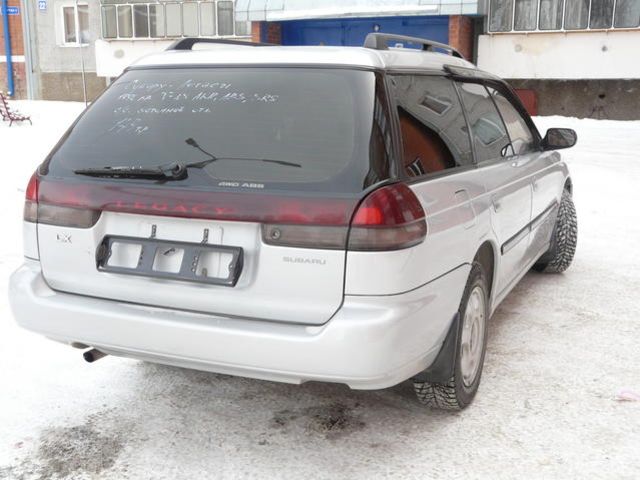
{"left": 26, "top": 173, "right": 39, "bottom": 201}
{"left": 352, "top": 183, "right": 424, "bottom": 225}
{"left": 348, "top": 183, "right": 427, "bottom": 251}
{"left": 23, "top": 173, "right": 39, "bottom": 223}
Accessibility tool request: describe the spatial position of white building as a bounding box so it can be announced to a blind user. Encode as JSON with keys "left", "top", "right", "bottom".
{"left": 477, "top": 0, "right": 640, "bottom": 119}
{"left": 95, "top": 0, "right": 252, "bottom": 79}
{"left": 7, "top": 0, "right": 639, "bottom": 118}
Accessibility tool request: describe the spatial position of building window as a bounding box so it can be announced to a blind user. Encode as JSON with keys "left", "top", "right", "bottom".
{"left": 589, "top": 0, "right": 615, "bottom": 28}
{"left": 614, "top": 0, "right": 640, "bottom": 27}
{"left": 217, "top": 1, "right": 234, "bottom": 35}
{"left": 100, "top": 1, "right": 251, "bottom": 40}
{"left": 564, "top": 0, "right": 589, "bottom": 29}
{"left": 200, "top": 2, "right": 216, "bottom": 36}
{"left": 539, "top": 0, "right": 564, "bottom": 29}
{"left": 165, "top": 3, "right": 182, "bottom": 37}
{"left": 117, "top": 5, "right": 133, "bottom": 38}
{"left": 489, "top": 0, "right": 640, "bottom": 31}
{"left": 489, "top": 0, "right": 514, "bottom": 31}
{"left": 182, "top": 3, "right": 199, "bottom": 36}
{"left": 62, "top": 4, "right": 90, "bottom": 45}
{"left": 514, "top": 0, "right": 539, "bottom": 30}
{"left": 133, "top": 5, "right": 150, "bottom": 37}
{"left": 102, "top": 5, "right": 117, "bottom": 38}
{"left": 149, "top": 5, "right": 166, "bottom": 37}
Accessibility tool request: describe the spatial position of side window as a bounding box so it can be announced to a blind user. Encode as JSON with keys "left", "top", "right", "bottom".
{"left": 392, "top": 75, "right": 473, "bottom": 178}
{"left": 456, "top": 82, "right": 512, "bottom": 162}
{"left": 487, "top": 87, "right": 535, "bottom": 155}
{"left": 364, "top": 75, "right": 394, "bottom": 188}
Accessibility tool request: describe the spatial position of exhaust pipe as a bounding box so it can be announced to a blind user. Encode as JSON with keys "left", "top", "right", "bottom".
{"left": 83, "top": 349, "right": 107, "bottom": 363}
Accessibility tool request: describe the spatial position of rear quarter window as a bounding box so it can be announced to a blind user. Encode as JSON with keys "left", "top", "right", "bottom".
{"left": 392, "top": 75, "right": 473, "bottom": 178}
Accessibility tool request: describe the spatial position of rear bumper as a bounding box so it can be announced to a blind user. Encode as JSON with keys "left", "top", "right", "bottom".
{"left": 9, "top": 260, "right": 469, "bottom": 390}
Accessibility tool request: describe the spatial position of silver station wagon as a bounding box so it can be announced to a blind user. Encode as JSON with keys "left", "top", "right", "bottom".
{"left": 9, "top": 34, "right": 578, "bottom": 410}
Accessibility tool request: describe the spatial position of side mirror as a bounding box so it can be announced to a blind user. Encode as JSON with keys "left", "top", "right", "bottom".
{"left": 542, "top": 128, "right": 577, "bottom": 151}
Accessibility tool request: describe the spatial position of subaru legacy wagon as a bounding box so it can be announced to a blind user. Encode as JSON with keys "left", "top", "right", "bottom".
{"left": 9, "top": 34, "right": 577, "bottom": 410}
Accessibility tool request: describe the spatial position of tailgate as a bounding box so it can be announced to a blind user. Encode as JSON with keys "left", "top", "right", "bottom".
{"left": 38, "top": 211, "right": 346, "bottom": 325}
{"left": 33, "top": 66, "right": 390, "bottom": 325}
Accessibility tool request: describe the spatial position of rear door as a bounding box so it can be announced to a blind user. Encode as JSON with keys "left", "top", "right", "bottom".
{"left": 487, "top": 86, "right": 562, "bottom": 262}
{"left": 456, "top": 82, "right": 534, "bottom": 296}
{"left": 36, "top": 67, "right": 393, "bottom": 325}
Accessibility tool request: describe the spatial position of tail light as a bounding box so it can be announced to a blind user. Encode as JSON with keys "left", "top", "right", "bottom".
{"left": 27, "top": 175, "right": 426, "bottom": 251}
{"left": 23, "top": 173, "right": 39, "bottom": 223}
{"left": 348, "top": 183, "right": 427, "bottom": 251}
{"left": 263, "top": 183, "right": 427, "bottom": 251}
{"left": 24, "top": 173, "right": 101, "bottom": 228}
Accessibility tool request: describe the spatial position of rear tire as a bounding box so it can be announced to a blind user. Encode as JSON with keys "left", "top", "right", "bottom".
{"left": 533, "top": 190, "right": 577, "bottom": 273}
{"left": 413, "top": 262, "right": 489, "bottom": 410}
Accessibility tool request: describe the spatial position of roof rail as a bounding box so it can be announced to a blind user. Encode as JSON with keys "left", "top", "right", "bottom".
{"left": 363, "top": 33, "right": 463, "bottom": 59}
{"left": 166, "top": 38, "right": 273, "bottom": 51}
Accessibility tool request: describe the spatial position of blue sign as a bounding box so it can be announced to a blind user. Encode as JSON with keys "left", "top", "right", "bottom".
{"left": 38, "top": 0, "right": 47, "bottom": 11}
{"left": 0, "top": 6, "right": 20, "bottom": 15}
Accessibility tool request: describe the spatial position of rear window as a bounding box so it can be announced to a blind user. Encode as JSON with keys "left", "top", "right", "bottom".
{"left": 44, "top": 68, "right": 392, "bottom": 194}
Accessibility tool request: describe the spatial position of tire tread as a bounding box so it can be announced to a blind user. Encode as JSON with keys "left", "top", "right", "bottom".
{"left": 539, "top": 190, "right": 578, "bottom": 273}
{"left": 414, "top": 377, "right": 461, "bottom": 410}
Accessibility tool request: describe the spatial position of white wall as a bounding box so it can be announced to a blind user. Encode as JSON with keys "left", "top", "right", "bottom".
{"left": 477, "top": 31, "right": 640, "bottom": 80}
{"left": 34, "top": 0, "right": 101, "bottom": 72}
{"left": 95, "top": 39, "right": 175, "bottom": 77}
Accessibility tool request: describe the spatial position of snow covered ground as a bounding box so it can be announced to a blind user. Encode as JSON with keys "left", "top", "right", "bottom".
{"left": 1, "top": 102, "right": 639, "bottom": 479}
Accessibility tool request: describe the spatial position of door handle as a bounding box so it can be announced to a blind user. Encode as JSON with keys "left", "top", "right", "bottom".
{"left": 533, "top": 180, "right": 539, "bottom": 192}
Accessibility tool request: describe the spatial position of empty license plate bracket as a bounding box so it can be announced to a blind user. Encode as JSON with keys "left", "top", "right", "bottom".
{"left": 96, "top": 235, "right": 243, "bottom": 287}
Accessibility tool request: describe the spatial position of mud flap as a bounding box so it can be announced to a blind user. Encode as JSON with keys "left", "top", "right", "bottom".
{"left": 412, "top": 312, "right": 460, "bottom": 384}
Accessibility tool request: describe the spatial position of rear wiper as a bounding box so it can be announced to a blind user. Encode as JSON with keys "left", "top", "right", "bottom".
{"left": 74, "top": 138, "right": 301, "bottom": 181}
{"left": 74, "top": 164, "right": 187, "bottom": 180}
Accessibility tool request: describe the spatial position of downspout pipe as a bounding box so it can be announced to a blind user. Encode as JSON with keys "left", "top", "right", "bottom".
{"left": 21, "top": 0, "right": 37, "bottom": 99}
{"left": 1, "top": 0, "right": 14, "bottom": 97}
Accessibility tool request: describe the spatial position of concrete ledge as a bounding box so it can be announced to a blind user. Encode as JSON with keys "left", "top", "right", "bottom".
{"left": 507, "top": 78, "right": 640, "bottom": 120}
{"left": 40, "top": 72, "right": 106, "bottom": 102}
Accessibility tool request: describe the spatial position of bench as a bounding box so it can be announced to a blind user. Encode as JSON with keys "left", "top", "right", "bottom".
{"left": 0, "top": 92, "right": 32, "bottom": 126}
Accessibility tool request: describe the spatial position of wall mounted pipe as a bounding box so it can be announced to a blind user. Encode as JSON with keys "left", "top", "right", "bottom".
{"left": 20, "top": 0, "right": 37, "bottom": 99}
{"left": 1, "top": 0, "right": 14, "bottom": 96}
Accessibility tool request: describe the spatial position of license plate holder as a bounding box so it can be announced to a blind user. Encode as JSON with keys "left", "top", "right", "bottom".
{"left": 96, "top": 235, "right": 243, "bottom": 287}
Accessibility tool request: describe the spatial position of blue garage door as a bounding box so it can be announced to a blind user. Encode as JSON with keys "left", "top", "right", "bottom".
{"left": 280, "top": 16, "right": 449, "bottom": 47}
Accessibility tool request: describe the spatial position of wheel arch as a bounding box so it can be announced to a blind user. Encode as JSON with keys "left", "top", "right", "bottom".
{"left": 474, "top": 241, "right": 497, "bottom": 305}
{"left": 564, "top": 177, "right": 573, "bottom": 194}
